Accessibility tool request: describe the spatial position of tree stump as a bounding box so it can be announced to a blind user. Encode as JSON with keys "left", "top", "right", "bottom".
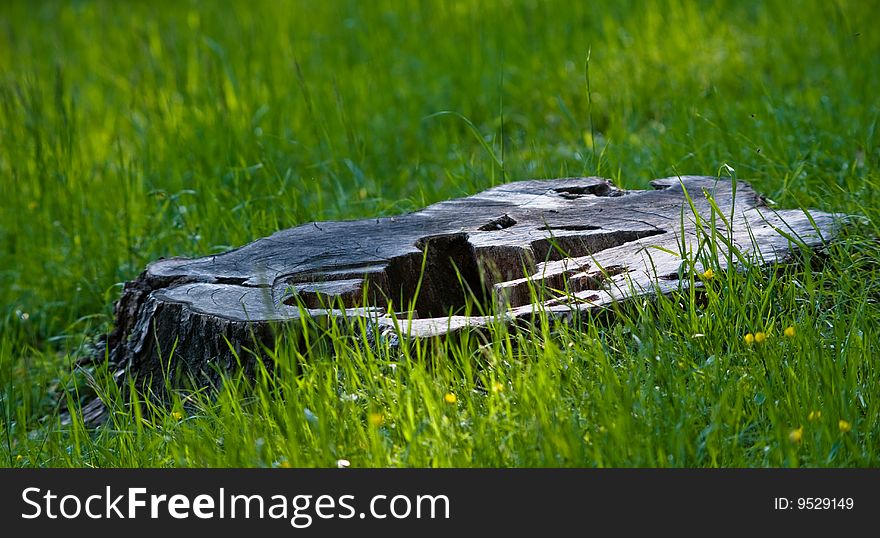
{"left": 97, "top": 176, "right": 841, "bottom": 395}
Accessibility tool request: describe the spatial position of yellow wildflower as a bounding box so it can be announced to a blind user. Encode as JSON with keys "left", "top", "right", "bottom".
{"left": 784, "top": 326, "right": 796, "bottom": 338}
{"left": 444, "top": 393, "right": 457, "bottom": 405}
{"left": 808, "top": 410, "right": 821, "bottom": 421}
{"left": 702, "top": 268, "right": 714, "bottom": 279}
{"left": 754, "top": 332, "right": 766, "bottom": 344}
{"left": 491, "top": 382, "right": 504, "bottom": 394}
{"left": 368, "top": 413, "right": 384, "bottom": 427}
{"left": 744, "top": 333, "right": 755, "bottom": 345}
{"left": 788, "top": 426, "right": 803, "bottom": 443}
{"left": 838, "top": 420, "right": 852, "bottom": 433}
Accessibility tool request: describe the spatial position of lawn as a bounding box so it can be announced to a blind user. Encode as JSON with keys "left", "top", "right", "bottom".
{"left": 1, "top": 0, "right": 878, "bottom": 467}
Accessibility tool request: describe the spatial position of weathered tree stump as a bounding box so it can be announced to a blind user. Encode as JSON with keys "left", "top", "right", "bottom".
{"left": 98, "top": 176, "right": 841, "bottom": 394}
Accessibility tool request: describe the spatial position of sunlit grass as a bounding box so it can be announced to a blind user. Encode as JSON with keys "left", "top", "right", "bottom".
{"left": 1, "top": 0, "right": 878, "bottom": 467}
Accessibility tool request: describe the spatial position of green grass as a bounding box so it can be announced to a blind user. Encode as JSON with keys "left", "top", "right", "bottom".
{"left": 1, "top": 0, "right": 878, "bottom": 467}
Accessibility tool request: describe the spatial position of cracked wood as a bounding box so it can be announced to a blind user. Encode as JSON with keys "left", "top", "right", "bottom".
{"left": 100, "top": 176, "right": 841, "bottom": 389}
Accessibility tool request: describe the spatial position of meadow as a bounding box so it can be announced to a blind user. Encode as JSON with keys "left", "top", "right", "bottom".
{"left": 1, "top": 0, "right": 878, "bottom": 467}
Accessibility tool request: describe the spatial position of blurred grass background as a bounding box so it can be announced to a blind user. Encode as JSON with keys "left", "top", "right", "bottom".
{"left": 1, "top": 0, "right": 878, "bottom": 467}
